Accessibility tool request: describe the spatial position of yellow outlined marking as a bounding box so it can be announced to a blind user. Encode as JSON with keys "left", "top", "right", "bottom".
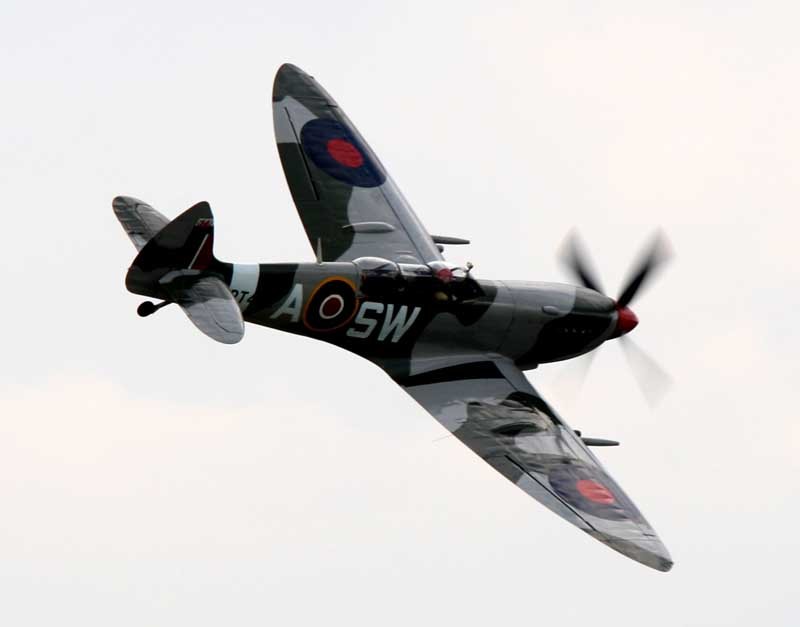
{"left": 302, "top": 276, "right": 360, "bottom": 333}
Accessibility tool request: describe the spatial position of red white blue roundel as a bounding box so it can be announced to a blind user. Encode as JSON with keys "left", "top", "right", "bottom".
{"left": 303, "top": 277, "right": 359, "bottom": 333}
{"left": 548, "top": 465, "right": 636, "bottom": 521}
{"left": 300, "top": 118, "right": 386, "bottom": 188}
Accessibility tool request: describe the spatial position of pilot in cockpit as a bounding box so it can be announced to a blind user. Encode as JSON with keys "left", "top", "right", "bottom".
{"left": 353, "top": 256, "right": 475, "bottom": 302}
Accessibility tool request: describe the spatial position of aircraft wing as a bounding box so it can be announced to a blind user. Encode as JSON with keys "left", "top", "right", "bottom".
{"left": 391, "top": 356, "right": 673, "bottom": 571}
{"left": 272, "top": 64, "right": 444, "bottom": 265}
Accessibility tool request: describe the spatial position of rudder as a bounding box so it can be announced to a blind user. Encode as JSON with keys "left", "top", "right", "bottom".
{"left": 125, "top": 201, "right": 219, "bottom": 298}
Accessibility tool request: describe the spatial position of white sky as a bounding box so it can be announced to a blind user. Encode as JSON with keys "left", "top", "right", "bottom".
{"left": 2, "top": 1, "right": 798, "bottom": 625}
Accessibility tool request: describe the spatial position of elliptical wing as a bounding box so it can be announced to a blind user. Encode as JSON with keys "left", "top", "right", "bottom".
{"left": 391, "top": 356, "right": 673, "bottom": 572}
{"left": 272, "top": 63, "right": 444, "bottom": 264}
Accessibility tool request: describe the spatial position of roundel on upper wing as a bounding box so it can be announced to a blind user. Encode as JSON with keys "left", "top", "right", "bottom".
{"left": 548, "top": 465, "right": 632, "bottom": 521}
{"left": 300, "top": 118, "right": 386, "bottom": 188}
{"left": 303, "top": 277, "right": 359, "bottom": 332}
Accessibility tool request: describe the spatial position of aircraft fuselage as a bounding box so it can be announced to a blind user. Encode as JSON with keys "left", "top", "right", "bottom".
{"left": 220, "top": 261, "right": 618, "bottom": 374}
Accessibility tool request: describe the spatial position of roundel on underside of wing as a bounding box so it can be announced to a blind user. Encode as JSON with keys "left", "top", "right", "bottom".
{"left": 303, "top": 276, "right": 359, "bottom": 332}
{"left": 300, "top": 118, "right": 386, "bottom": 188}
{"left": 549, "top": 465, "right": 635, "bottom": 521}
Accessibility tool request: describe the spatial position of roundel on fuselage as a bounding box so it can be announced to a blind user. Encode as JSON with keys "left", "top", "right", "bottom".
{"left": 300, "top": 118, "right": 386, "bottom": 188}
{"left": 303, "top": 277, "right": 359, "bottom": 333}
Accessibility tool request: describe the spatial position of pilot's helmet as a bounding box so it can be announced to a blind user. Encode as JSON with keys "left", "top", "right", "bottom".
{"left": 428, "top": 261, "right": 468, "bottom": 284}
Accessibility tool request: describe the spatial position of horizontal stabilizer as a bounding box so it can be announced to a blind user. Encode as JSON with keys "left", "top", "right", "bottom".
{"left": 113, "top": 196, "right": 169, "bottom": 250}
{"left": 163, "top": 275, "right": 244, "bottom": 344}
{"left": 114, "top": 197, "right": 242, "bottom": 344}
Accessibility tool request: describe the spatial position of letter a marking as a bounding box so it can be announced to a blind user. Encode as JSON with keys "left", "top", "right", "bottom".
{"left": 270, "top": 283, "right": 303, "bottom": 322}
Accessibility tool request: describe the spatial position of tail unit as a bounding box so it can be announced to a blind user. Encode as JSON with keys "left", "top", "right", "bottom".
{"left": 112, "top": 196, "right": 244, "bottom": 344}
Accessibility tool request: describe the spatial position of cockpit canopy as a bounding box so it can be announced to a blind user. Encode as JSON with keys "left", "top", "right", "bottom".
{"left": 352, "top": 256, "right": 473, "bottom": 299}
{"left": 352, "top": 257, "right": 401, "bottom": 296}
{"left": 353, "top": 256, "right": 400, "bottom": 278}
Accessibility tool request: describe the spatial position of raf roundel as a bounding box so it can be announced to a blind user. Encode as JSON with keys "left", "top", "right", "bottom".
{"left": 576, "top": 479, "right": 616, "bottom": 504}
{"left": 319, "top": 294, "right": 345, "bottom": 319}
{"left": 300, "top": 118, "right": 386, "bottom": 188}
{"left": 548, "top": 465, "right": 631, "bottom": 521}
{"left": 303, "top": 277, "right": 359, "bottom": 332}
{"left": 326, "top": 138, "right": 364, "bottom": 168}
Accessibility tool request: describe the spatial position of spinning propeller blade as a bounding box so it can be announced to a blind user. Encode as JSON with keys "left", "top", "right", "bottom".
{"left": 558, "top": 229, "right": 673, "bottom": 405}
{"left": 620, "top": 336, "right": 673, "bottom": 407}
{"left": 553, "top": 350, "right": 598, "bottom": 405}
{"left": 616, "top": 231, "right": 672, "bottom": 308}
{"left": 559, "top": 231, "right": 605, "bottom": 294}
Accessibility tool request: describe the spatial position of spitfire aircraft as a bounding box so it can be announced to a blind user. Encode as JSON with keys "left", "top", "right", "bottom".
{"left": 114, "top": 64, "right": 673, "bottom": 571}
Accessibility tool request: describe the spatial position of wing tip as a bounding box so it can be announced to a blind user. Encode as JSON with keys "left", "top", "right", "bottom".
{"left": 273, "top": 62, "right": 310, "bottom": 101}
{"left": 272, "top": 62, "right": 338, "bottom": 109}
{"left": 277, "top": 62, "right": 305, "bottom": 75}
{"left": 588, "top": 530, "right": 674, "bottom": 572}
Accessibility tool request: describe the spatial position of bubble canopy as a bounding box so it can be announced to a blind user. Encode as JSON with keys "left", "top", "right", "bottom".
{"left": 352, "top": 256, "right": 400, "bottom": 276}
{"left": 353, "top": 258, "right": 463, "bottom": 282}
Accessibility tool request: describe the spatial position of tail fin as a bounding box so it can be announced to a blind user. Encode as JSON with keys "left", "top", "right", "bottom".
{"left": 125, "top": 200, "right": 217, "bottom": 294}
{"left": 113, "top": 197, "right": 244, "bottom": 344}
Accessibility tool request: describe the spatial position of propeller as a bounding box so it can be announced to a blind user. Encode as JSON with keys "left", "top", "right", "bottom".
{"left": 619, "top": 335, "right": 672, "bottom": 406}
{"left": 615, "top": 232, "right": 672, "bottom": 308}
{"left": 558, "top": 230, "right": 673, "bottom": 406}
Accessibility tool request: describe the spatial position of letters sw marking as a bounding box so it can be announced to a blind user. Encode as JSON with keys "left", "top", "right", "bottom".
{"left": 271, "top": 284, "right": 422, "bottom": 343}
{"left": 347, "top": 302, "right": 421, "bottom": 343}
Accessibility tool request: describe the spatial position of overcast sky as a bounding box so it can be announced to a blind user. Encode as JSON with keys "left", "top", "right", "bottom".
{"left": 2, "top": 1, "right": 798, "bottom": 625}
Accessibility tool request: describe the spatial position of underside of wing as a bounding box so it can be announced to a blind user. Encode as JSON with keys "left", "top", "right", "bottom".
{"left": 272, "top": 63, "right": 444, "bottom": 265}
{"left": 391, "top": 357, "right": 673, "bottom": 572}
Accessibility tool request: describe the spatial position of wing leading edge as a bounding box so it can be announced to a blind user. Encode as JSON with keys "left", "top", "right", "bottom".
{"left": 272, "top": 63, "right": 444, "bottom": 265}
{"left": 391, "top": 357, "right": 673, "bottom": 572}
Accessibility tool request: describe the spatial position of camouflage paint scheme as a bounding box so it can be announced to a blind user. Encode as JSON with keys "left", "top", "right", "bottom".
{"left": 113, "top": 64, "right": 673, "bottom": 572}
